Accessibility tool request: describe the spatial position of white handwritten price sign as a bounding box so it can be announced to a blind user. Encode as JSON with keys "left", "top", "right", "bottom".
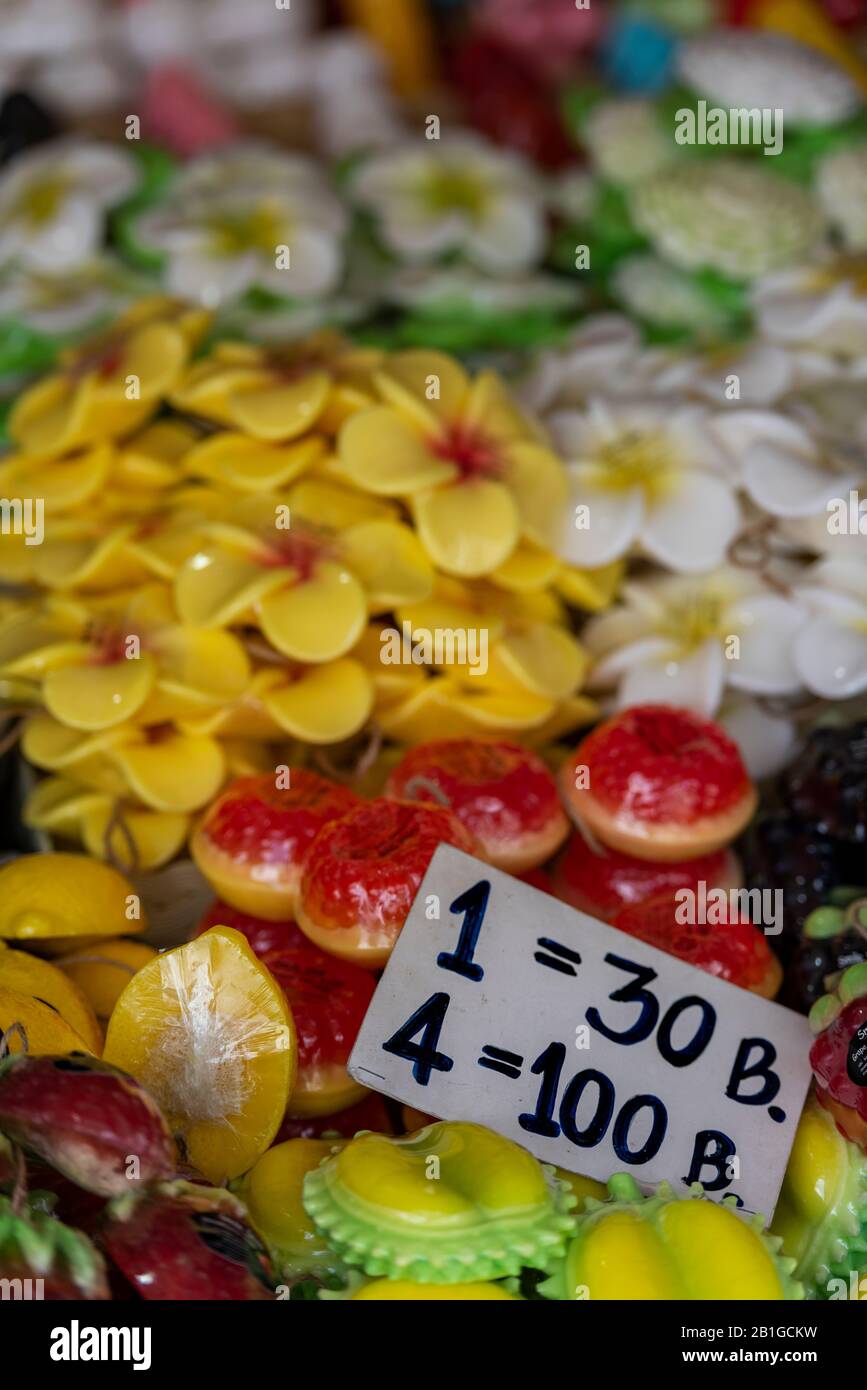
{"left": 349, "top": 847, "right": 813, "bottom": 1217}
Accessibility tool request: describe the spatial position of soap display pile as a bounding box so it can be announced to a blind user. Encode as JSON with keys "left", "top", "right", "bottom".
{"left": 0, "top": 0, "right": 866, "bottom": 1304}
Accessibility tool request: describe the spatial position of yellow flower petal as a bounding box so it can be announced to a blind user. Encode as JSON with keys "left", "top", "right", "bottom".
{"left": 23, "top": 777, "right": 108, "bottom": 836}
{"left": 228, "top": 371, "right": 332, "bottom": 441}
{"left": 118, "top": 420, "right": 198, "bottom": 490}
{"left": 0, "top": 615, "right": 83, "bottom": 679}
{"left": 177, "top": 668, "right": 286, "bottom": 740}
{"left": 520, "top": 695, "right": 599, "bottom": 748}
{"left": 339, "top": 406, "right": 455, "bottom": 496}
{"left": 43, "top": 653, "right": 158, "bottom": 731}
{"left": 32, "top": 526, "right": 151, "bottom": 593}
{"left": 22, "top": 714, "right": 129, "bottom": 771}
{"left": 491, "top": 540, "right": 562, "bottom": 593}
{"left": 110, "top": 729, "right": 226, "bottom": 812}
{"left": 412, "top": 478, "right": 519, "bottom": 577}
{"left": 3, "top": 442, "right": 113, "bottom": 512}
{"left": 9, "top": 374, "right": 98, "bottom": 459}
{"left": 185, "top": 432, "right": 324, "bottom": 493}
{"left": 174, "top": 547, "right": 285, "bottom": 627}
{"left": 555, "top": 560, "right": 625, "bottom": 611}
{"left": 341, "top": 520, "right": 434, "bottom": 610}
{"left": 170, "top": 361, "right": 273, "bottom": 425}
{"left": 82, "top": 803, "right": 190, "bottom": 872}
{"left": 153, "top": 627, "right": 251, "bottom": 708}
{"left": 287, "top": 477, "right": 398, "bottom": 530}
{"left": 487, "top": 624, "right": 588, "bottom": 700}
{"left": 100, "top": 322, "right": 187, "bottom": 404}
{"left": 376, "top": 677, "right": 553, "bottom": 741}
{"left": 504, "top": 441, "right": 569, "bottom": 549}
{"left": 258, "top": 562, "right": 367, "bottom": 663}
{"left": 262, "top": 658, "right": 373, "bottom": 743}
{"left": 462, "top": 370, "right": 537, "bottom": 444}
{"left": 375, "top": 350, "right": 469, "bottom": 431}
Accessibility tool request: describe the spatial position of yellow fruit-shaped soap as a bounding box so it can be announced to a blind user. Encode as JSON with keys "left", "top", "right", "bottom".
{"left": 0, "top": 948, "right": 102, "bottom": 1052}
{"left": 771, "top": 1092, "right": 867, "bottom": 1300}
{"left": 0, "top": 853, "right": 145, "bottom": 948}
{"left": 103, "top": 927, "right": 295, "bottom": 1184}
{"left": 0, "top": 986, "right": 93, "bottom": 1056}
{"left": 55, "top": 938, "right": 157, "bottom": 1021}
{"left": 541, "top": 1174, "right": 803, "bottom": 1301}
{"left": 239, "top": 1138, "right": 345, "bottom": 1281}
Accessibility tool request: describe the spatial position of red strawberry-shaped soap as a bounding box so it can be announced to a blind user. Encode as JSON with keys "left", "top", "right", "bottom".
{"left": 297, "top": 798, "right": 480, "bottom": 968}
{"left": 191, "top": 771, "right": 360, "bottom": 921}
{"left": 560, "top": 705, "right": 757, "bottom": 862}
{"left": 810, "top": 963, "right": 867, "bottom": 1150}
{"left": 0, "top": 1194, "right": 109, "bottom": 1299}
{"left": 193, "top": 902, "right": 375, "bottom": 1118}
{"left": 386, "top": 738, "right": 569, "bottom": 873}
{"left": 552, "top": 833, "right": 742, "bottom": 923}
{"left": 0, "top": 1053, "right": 176, "bottom": 1197}
{"left": 611, "top": 893, "right": 782, "bottom": 998}
{"left": 102, "top": 1181, "right": 274, "bottom": 1300}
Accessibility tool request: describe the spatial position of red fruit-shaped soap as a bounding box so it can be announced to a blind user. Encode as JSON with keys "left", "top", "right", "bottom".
{"left": 297, "top": 798, "right": 480, "bottom": 967}
{"left": 386, "top": 738, "right": 568, "bottom": 873}
{"left": 0, "top": 1195, "right": 109, "bottom": 1299}
{"left": 560, "top": 705, "right": 757, "bottom": 862}
{"left": 612, "top": 893, "right": 782, "bottom": 998}
{"left": 193, "top": 903, "right": 376, "bottom": 1117}
{"left": 191, "top": 771, "right": 360, "bottom": 921}
{"left": 195, "top": 900, "right": 299, "bottom": 957}
{"left": 810, "top": 963, "right": 867, "bottom": 1150}
{"left": 0, "top": 1053, "right": 176, "bottom": 1197}
{"left": 275, "top": 1091, "right": 396, "bottom": 1143}
{"left": 552, "top": 833, "right": 742, "bottom": 922}
{"left": 102, "top": 1181, "right": 274, "bottom": 1300}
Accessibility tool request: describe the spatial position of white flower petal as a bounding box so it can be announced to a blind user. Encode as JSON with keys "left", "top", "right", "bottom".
{"left": 742, "top": 437, "right": 860, "bottom": 519}
{"left": 642, "top": 472, "right": 741, "bottom": 573}
{"left": 718, "top": 695, "right": 798, "bottom": 780}
{"left": 726, "top": 593, "right": 806, "bottom": 694}
{"left": 466, "top": 194, "right": 545, "bottom": 273}
{"left": 615, "top": 639, "right": 726, "bottom": 718}
{"left": 558, "top": 473, "right": 644, "bottom": 567}
{"left": 794, "top": 615, "right": 867, "bottom": 698}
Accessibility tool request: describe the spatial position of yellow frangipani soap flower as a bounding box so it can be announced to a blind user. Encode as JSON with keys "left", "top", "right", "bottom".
{"left": 0, "top": 584, "right": 250, "bottom": 732}
{"left": 23, "top": 775, "right": 190, "bottom": 872}
{"left": 8, "top": 299, "right": 208, "bottom": 459}
{"left": 22, "top": 711, "right": 226, "bottom": 815}
{"left": 170, "top": 333, "right": 382, "bottom": 443}
{"left": 337, "top": 350, "right": 568, "bottom": 578}
{"left": 174, "top": 493, "right": 433, "bottom": 664}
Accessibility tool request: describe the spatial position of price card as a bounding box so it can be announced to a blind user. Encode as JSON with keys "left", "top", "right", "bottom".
{"left": 349, "top": 846, "right": 813, "bottom": 1217}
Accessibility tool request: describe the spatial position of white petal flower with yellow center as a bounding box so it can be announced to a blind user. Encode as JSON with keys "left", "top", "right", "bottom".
{"left": 751, "top": 259, "right": 867, "bottom": 362}
{"left": 0, "top": 139, "right": 138, "bottom": 275}
{"left": 350, "top": 134, "right": 546, "bottom": 274}
{"left": 133, "top": 145, "right": 347, "bottom": 309}
{"left": 0, "top": 255, "right": 140, "bottom": 335}
{"left": 732, "top": 411, "right": 863, "bottom": 532}
{"left": 793, "top": 558, "right": 867, "bottom": 699}
{"left": 584, "top": 566, "right": 807, "bottom": 717}
{"left": 518, "top": 314, "right": 674, "bottom": 415}
{"left": 550, "top": 397, "right": 741, "bottom": 573}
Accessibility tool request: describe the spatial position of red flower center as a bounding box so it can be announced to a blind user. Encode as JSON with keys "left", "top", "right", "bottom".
{"left": 432, "top": 424, "right": 502, "bottom": 480}
{"left": 255, "top": 527, "right": 330, "bottom": 582}
{"left": 87, "top": 624, "right": 137, "bottom": 666}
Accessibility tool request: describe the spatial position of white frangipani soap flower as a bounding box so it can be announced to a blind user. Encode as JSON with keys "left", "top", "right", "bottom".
{"left": 583, "top": 99, "right": 675, "bottom": 186}
{"left": 751, "top": 262, "right": 867, "bottom": 361}
{"left": 793, "top": 558, "right": 867, "bottom": 699}
{"left": 132, "top": 145, "right": 347, "bottom": 308}
{"left": 0, "top": 140, "right": 138, "bottom": 275}
{"left": 677, "top": 29, "right": 861, "bottom": 127}
{"left": 733, "top": 412, "right": 863, "bottom": 527}
{"left": 549, "top": 396, "right": 741, "bottom": 573}
{"left": 0, "top": 255, "right": 140, "bottom": 334}
{"left": 583, "top": 567, "right": 807, "bottom": 717}
{"left": 817, "top": 146, "right": 867, "bottom": 252}
{"left": 518, "top": 314, "right": 675, "bottom": 415}
{"left": 350, "top": 134, "right": 546, "bottom": 274}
